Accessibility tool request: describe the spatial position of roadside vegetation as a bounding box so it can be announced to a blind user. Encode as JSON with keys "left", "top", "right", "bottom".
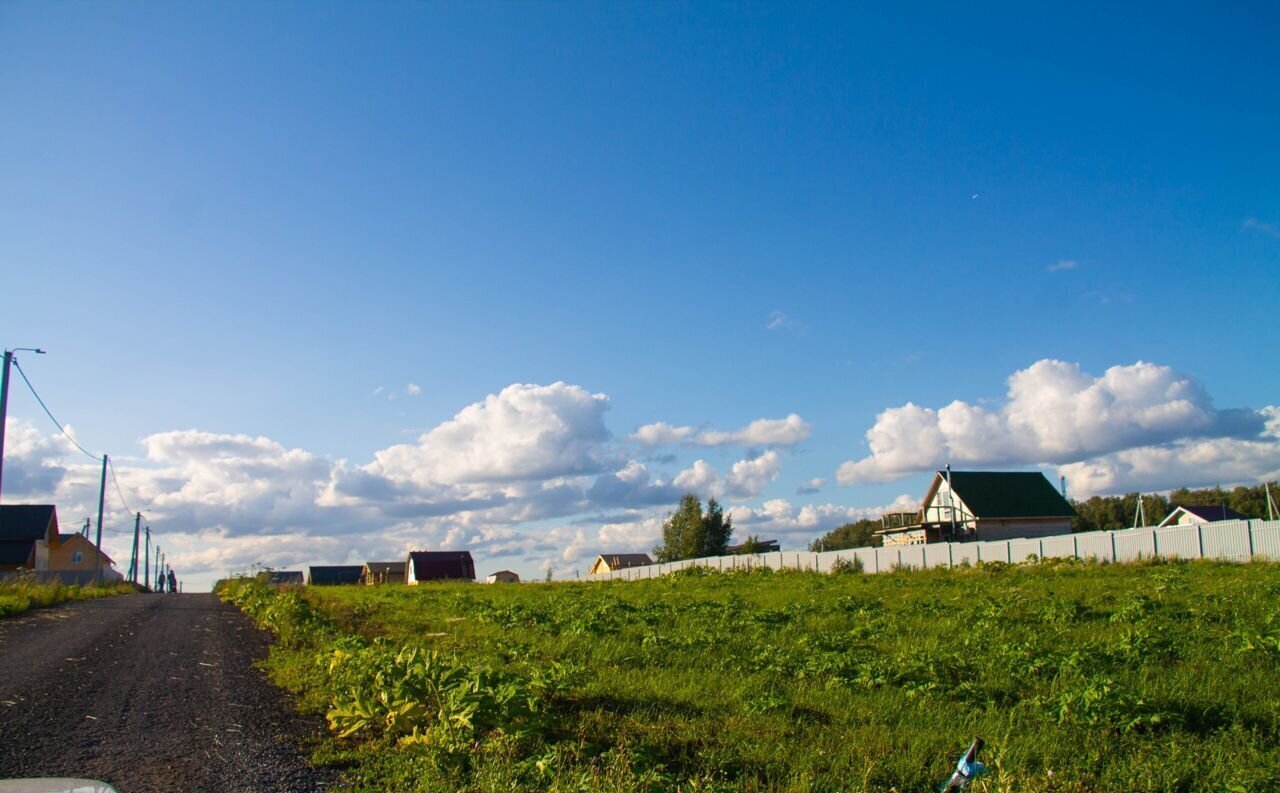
{"left": 0, "top": 576, "right": 136, "bottom": 618}
{"left": 220, "top": 559, "right": 1280, "bottom": 792}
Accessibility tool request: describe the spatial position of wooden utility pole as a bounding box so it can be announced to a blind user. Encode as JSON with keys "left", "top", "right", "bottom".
{"left": 0, "top": 347, "right": 46, "bottom": 503}
{"left": 94, "top": 455, "right": 108, "bottom": 581}
{"left": 128, "top": 512, "right": 141, "bottom": 584}
{"left": 144, "top": 525, "right": 151, "bottom": 592}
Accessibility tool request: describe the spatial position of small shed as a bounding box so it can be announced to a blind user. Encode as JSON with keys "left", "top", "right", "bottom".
{"left": 406, "top": 551, "right": 475, "bottom": 584}
{"left": 588, "top": 553, "right": 652, "bottom": 576}
{"left": 264, "top": 570, "right": 304, "bottom": 586}
{"left": 1157, "top": 504, "right": 1247, "bottom": 528}
{"left": 307, "top": 565, "right": 364, "bottom": 586}
{"left": 363, "top": 561, "right": 406, "bottom": 585}
{"left": 485, "top": 570, "right": 520, "bottom": 584}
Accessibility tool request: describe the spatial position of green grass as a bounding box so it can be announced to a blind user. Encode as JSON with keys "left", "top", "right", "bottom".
{"left": 0, "top": 576, "right": 136, "bottom": 617}
{"left": 220, "top": 558, "right": 1280, "bottom": 792}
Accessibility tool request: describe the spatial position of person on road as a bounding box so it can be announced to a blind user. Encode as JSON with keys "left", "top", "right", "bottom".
{"left": 167, "top": 569, "right": 177, "bottom": 594}
{"left": 156, "top": 571, "right": 165, "bottom": 593}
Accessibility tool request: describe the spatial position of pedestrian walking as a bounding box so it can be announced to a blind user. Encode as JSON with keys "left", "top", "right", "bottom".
{"left": 167, "top": 569, "right": 177, "bottom": 594}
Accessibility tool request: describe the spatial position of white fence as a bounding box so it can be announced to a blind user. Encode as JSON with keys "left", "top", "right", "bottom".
{"left": 588, "top": 518, "right": 1280, "bottom": 581}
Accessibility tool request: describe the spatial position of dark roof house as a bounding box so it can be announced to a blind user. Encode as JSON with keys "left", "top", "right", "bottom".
{"left": 307, "top": 565, "right": 364, "bottom": 586}
{"left": 405, "top": 551, "right": 475, "bottom": 584}
{"left": 588, "top": 553, "right": 653, "bottom": 575}
{"left": 1157, "top": 504, "right": 1248, "bottom": 527}
{"left": 0, "top": 505, "right": 59, "bottom": 571}
{"left": 877, "top": 470, "right": 1076, "bottom": 547}
{"left": 263, "top": 570, "right": 304, "bottom": 585}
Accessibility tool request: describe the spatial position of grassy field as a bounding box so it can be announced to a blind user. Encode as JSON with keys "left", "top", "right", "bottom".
{"left": 0, "top": 577, "right": 136, "bottom": 617}
{"left": 220, "top": 558, "right": 1280, "bottom": 792}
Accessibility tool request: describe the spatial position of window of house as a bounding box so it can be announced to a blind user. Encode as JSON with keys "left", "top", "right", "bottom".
{"left": 72, "top": 551, "right": 83, "bottom": 564}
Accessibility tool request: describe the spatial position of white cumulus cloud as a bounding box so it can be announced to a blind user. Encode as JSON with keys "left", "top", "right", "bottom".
{"left": 668, "top": 452, "right": 782, "bottom": 500}
{"left": 631, "top": 413, "right": 811, "bottom": 448}
{"left": 367, "top": 382, "right": 612, "bottom": 487}
{"left": 837, "top": 359, "right": 1275, "bottom": 493}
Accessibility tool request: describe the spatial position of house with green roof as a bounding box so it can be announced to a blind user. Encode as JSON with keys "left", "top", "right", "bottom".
{"left": 876, "top": 470, "right": 1076, "bottom": 547}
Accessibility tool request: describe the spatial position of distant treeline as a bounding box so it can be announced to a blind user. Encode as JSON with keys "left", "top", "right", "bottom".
{"left": 810, "top": 481, "right": 1279, "bottom": 552}
{"left": 1071, "top": 482, "right": 1277, "bottom": 532}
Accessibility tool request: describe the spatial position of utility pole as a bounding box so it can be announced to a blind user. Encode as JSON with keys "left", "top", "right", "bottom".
{"left": 128, "top": 512, "right": 141, "bottom": 584}
{"left": 144, "top": 525, "right": 151, "bottom": 592}
{"left": 0, "top": 347, "right": 46, "bottom": 503}
{"left": 94, "top": 454, "right": 108, "bottom": 582}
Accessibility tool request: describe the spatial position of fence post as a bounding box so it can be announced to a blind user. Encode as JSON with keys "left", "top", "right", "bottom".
{"left": 948, "top": 542, "right": 953, "bottom": 568}
{"left": 1196, "top": 525, "right": 1204, "bottom": 559}
{"left": 1110, "top": 532, "right": 1117, "bottom": 562}
{"left": 1248, "top": 522, "right": 1256, "bottom": 559}
{"left": 1153, "top": 530, "right": 1160, "bottom": 558}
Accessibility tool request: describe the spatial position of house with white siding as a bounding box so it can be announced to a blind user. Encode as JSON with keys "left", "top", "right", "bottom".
{"left": 876, "top": 470, "right": 1076, "bottom": 547}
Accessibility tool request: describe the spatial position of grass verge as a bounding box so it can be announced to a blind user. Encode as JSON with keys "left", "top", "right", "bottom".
{"left": 0, "top": 576, "right": 137, "bottom": 617}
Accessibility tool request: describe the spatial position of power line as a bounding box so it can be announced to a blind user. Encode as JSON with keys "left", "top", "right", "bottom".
{"left": 108, "top": 458, "right": 134, "bottom": 515}
{"left": 10, "top": 358, "right": 98, "bottom": 460}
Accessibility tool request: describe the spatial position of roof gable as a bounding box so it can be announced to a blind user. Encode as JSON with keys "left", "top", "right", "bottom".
{"left": 308, "top": 565, "right": 364, "bottom": 585}
{"left": 1164, "top": 504, "right": 1247, "bottom": 524}
{"left": 934, "top": 471, "right": 1075, "bottom": 519}
{"left": 363, "top": 561, "right": 406, "bottom": 574}
{"left": 266, "top": 570, "right": 304, "bottom": 584}
{"left": 0, "top": 505, "right": 58, "bottom": 542}
{"left": 407, "top": 551, "right": 475, "bottom": 581}
{"left": 595, "top": 553, "right": 652, "bottom": 570}
{"left": 54, "top": 533, "right": 113, "bottom": 563}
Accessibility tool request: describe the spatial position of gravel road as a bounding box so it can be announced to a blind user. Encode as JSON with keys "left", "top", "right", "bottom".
{"left": 0, "top": 594, "right": 338, "bottom": 793}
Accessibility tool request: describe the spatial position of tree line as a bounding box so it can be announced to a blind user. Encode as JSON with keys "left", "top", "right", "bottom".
{"left": 653, "top": 483, "right": 1277, "bottom": 561}
{"left": 1071, "top": 482, "right": 1277, "bottom": 532}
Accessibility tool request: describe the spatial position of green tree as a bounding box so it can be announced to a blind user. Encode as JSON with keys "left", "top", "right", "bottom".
{"left": 738, "top": 535, "right": 765, "bottom": 554}
{"left": 1072, "top": 492, "right": 1169, "bottom": 531}
{"left": 809, "top": 519, "right": 883, "bottom": 552}
{"left": 654, "top": 494, "right": 733, "bottom": 561}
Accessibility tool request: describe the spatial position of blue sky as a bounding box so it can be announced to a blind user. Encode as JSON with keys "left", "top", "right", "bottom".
{"left": 2, "top": 2, "right": 1277, "bottom": 589}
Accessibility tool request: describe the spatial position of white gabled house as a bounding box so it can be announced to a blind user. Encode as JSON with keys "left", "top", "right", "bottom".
{"left": 877, "top": 470, "right": 1076, "bottom": 547}
{"left": 1156, "top": 504, "right": 1247, "bottom": 528}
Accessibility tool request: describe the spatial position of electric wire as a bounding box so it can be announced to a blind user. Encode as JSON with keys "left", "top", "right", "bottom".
{"left": 10, "top": 356, "right": 162, "bottom": 554}
{"left": 107, "top": 458, "right": 135, "bottom": 516}
{"left": 10, "top": 358, "right": 99, "bottom": 460}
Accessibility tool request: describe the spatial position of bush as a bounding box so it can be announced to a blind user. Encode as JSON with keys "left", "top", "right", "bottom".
{"left": 831, "top": 556, "right": 864, "bottom": 575}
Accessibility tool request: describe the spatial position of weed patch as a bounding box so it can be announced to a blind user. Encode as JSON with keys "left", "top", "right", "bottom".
{"left": 221, "top": 560, "right": 1280, "bottom": 791}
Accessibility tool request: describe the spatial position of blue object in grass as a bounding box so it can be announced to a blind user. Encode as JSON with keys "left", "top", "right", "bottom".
{"left": 941, "top": 738, "right": 985, "bottom": 791}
